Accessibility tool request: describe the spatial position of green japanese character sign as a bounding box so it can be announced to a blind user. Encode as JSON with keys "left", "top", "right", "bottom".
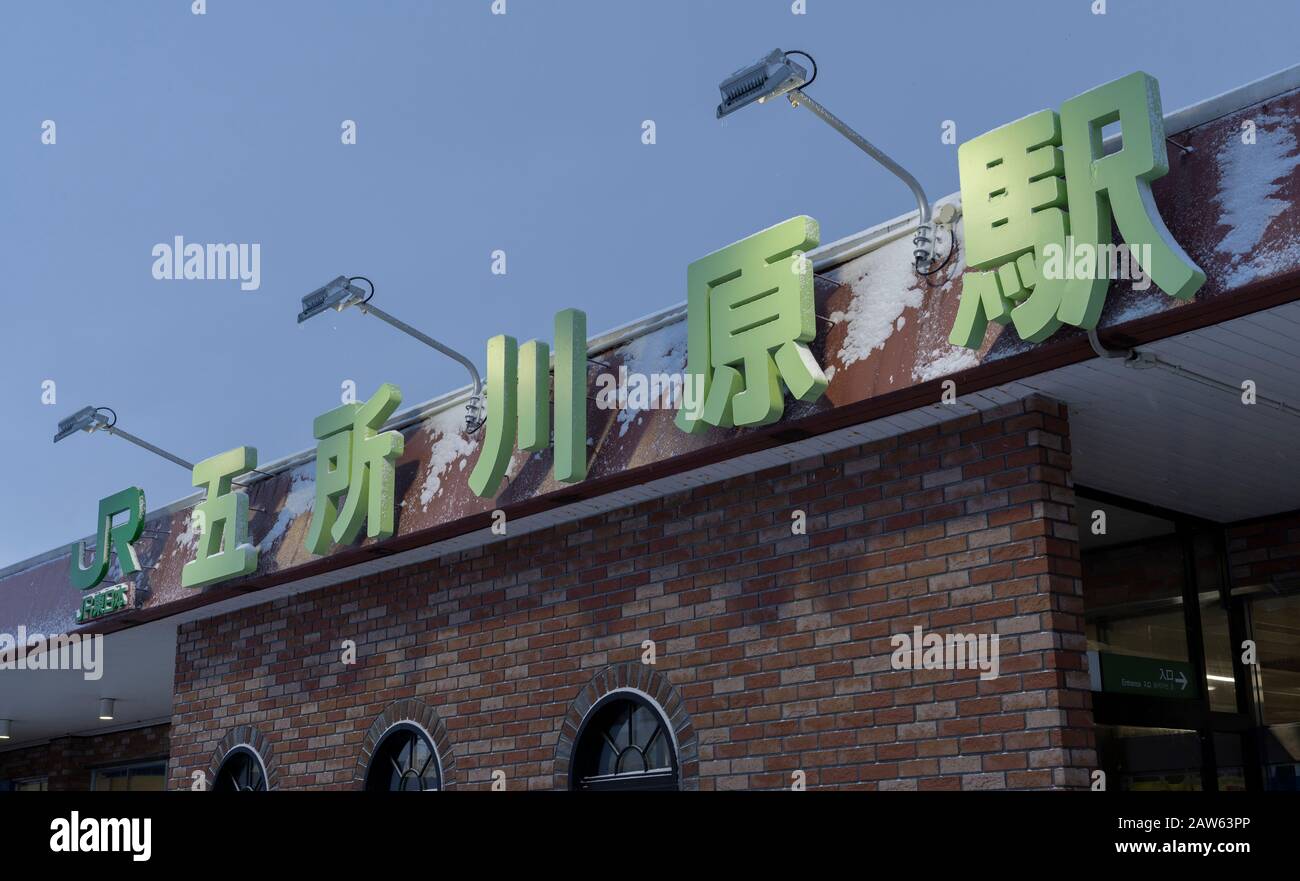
{"left": 305, "top": 383, "right": 405, "bottom": 554}
{"left": 70, "top": 487, "right": 146, "bottom": 591}
{"left": 76, "top": 583, "right": 132, "bottom": 624}
{"left": 469, "top": 309, "right": 587, "bottom": 498}
{"left": 951, "top": 71, "right": 1205, "bottom": 349}
{"left": 677, "top": 215, "right": 826, "bottom": 433}
{"left": 181, "top": 446, "right": 259, "bottom": 589}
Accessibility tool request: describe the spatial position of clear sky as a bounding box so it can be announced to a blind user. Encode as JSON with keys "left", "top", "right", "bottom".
{"left": 1, "top": 0, "right": 1295, "bottom": 568}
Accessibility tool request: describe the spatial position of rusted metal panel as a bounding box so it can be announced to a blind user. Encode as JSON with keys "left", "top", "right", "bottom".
{"left": 3, "top": 87, "right": 1298, "bottom": 636}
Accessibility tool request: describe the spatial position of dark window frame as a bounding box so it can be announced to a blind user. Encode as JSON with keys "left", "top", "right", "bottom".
{"left": 570, "top": 691, "right": 679, "bottom": 792}
{"left": 364, "top": 722, "right": 442, "bottom": 792}
{"left": 91, "top": 759, "right": 167, "bottom": 792}
{"left": 213, "top": 745, "right": 269, "bottom": 792}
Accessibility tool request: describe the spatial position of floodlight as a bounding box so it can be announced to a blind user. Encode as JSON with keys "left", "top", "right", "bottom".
{"left": 54, "top": 405, "right": 108, "bottom": 443}
{"left": 0, "top": 719, "right": 11, "bottom": 739}
{"left": 716, "top": 49, "right": 808, "bottom": 119}
{"left": 716, "top": 49, "right": 938, "bottom": 271}
{"left": 98, "top": 698, "right": 115, "bottom": 721}
{"left": 53, "top": 406, "right": 194, "bottom": 471}
{"left": 298, "top": 276, "right": 485, "bottom": 431}
{"left": 297, "top": 275, "right": 367, "bottom": 323}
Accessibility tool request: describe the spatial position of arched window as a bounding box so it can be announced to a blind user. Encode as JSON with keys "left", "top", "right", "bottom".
{"left": 365, "top": 723, "right": 442, "bottom": 791}
{"left": 213, "top": 746, "right": 268, "bottom": 792}
{"left": 571, "top": 692, "right": 679, "bottom": 791}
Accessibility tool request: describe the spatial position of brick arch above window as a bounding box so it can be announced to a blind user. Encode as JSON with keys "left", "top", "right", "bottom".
{"left": 355, "top": 698, "right": 456, "bottom": 790}
{"left": 554, "top": 662, "right": 699, "bottom": 791}
{"left": 209, "top": 725, "right": 280, "bottom": 791}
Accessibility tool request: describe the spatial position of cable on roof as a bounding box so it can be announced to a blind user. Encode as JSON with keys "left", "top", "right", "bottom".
{"left": 917, "top": 226, "right": 957, "bottom": 281}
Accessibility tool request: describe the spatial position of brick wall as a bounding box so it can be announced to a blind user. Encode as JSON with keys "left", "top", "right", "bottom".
{"left": 167, "top": 395, "right": 1095, "bottom": 790}
{"left": 1228, "top": 511, "right": 1300, "bottom": 589}
{"left": 0, "top": 724, "right": 170, "bottom": 791}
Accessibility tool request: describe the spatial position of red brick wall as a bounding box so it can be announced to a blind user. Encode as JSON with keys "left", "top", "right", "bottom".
{"left": 1228, "top": 511, "right": 1300, "bottom": 589}
{"left": 167, "top": 395, "right": 1095, "bottom": 790}
{"left": 0, "top": 724, "right": 170, "bottom": 791}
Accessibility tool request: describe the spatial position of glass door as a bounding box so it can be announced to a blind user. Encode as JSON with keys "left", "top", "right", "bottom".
{"left": 1241, "top": 591, "right": 1300, "bottom": 790}
{"left": 1077, "top": 490, "right": 1263, "bottom": 791}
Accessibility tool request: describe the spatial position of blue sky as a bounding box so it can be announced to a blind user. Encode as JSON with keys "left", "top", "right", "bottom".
{"left": 1, "top": 0, "right": 1295, "bottom": 567}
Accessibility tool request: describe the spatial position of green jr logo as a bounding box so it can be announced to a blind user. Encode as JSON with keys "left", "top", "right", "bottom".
{"left": 69, "top": 487, "right": 146, "bottom": 592}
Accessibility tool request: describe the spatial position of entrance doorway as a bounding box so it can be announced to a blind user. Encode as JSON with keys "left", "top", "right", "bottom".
{"left": 1078, "top": 489, "right": 1300, "bottom": 791}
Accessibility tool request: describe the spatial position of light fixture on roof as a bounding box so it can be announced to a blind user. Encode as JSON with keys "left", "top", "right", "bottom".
{"left": 54, "top": 406, "right": 105, "bottom": 443}
{"left": 298, "top": 276, "right": 485, "bottom": 432}
{"left": 53, "top": 405, "right": 267, "bottom": 489}
{"left": 53, "top": 405, "right": 194, "bottom": 471}
{"left": 716, "top": 49, "right": 938, "bottom": 273}
{"left": 716, "top": 48, "right": 810, "bottom": 118}
{"left": 98, "top": 698, "right": 115, "bottom": 721}
{"left": 297, "top": 275, "right": 367, "bottom": 323}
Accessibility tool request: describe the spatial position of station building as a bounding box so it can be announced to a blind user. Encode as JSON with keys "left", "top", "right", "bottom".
{"left": 1, "top": 65, "right": 1298, "bottom": 792}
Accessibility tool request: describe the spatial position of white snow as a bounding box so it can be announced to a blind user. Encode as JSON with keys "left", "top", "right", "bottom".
{"left": 830, "top": 235, "right": 925, "bottom": 368}
{"left": 913, "top": 346, "right": 980, "bottom": 383}
{"left": 418, "top": 407, "right": 480, "bottom": 509}
{"left": 1106, "top": 290, "right": 1168, "bottom": 324}
{"left": 175, "top": 509, "right": 201, "bottom": 553}
{"left": 612, "top": 321, "right": 688, "bottom": 437}
{"left": 1213, "top": 112, "right": 1300, "bottom": 286}
{"left": 258, "top": 464, "right": 315, "bottom": 551}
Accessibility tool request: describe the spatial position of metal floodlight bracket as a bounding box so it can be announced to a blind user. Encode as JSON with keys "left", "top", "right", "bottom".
{"left": 717, "top": 48, "right": 937, "bottom": 272}
{"left": 53, "top": 405, "right": 196, "bottom": 471}
{"left": 299, "top": 275, "right": 486, "bottom": 433}
{"left": 716, "top": 48, "right": 809, "bottom": 119}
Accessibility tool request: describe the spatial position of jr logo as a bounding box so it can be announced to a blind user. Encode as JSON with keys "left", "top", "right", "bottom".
{"left": 69, "top": 487, "right": 146, "bottom": 591}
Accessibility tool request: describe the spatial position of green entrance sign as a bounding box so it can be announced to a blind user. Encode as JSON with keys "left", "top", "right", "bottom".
{"left": 951, "top": 71, "right": 1205, "bottom": 349}
{"left": 1100, "top": 652, "right": 1198, "bottom": 699}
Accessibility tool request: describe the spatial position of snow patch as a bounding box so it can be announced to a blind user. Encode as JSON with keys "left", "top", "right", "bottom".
{"left": 914, "top": 346, "right": 979, "bottom": 383}
{"left": 174, "top": 509, "right": 201, "bottom": 553}
{"left": 1213, "top": 112, "right": 1300, "bottom": 286}
{"left": 611, "top": 321, "right": 688, "bottom": 438}
{"left": 418, "top": 407, "right": 480, "bottom": 509}
{"left": 831, "top": 238, "right": 924, "bottom": 368}
{"left": 1107, "top": 290, "right": 1168, "bottom": 324}
{"left": 259, "top": 464, "right": 315, "bottom": 551}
